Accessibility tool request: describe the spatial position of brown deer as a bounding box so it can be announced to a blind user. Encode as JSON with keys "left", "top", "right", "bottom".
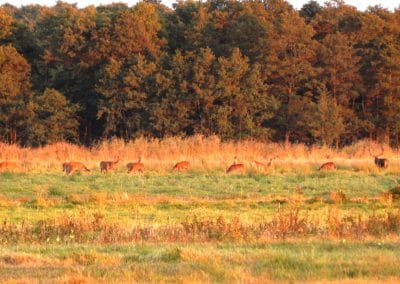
{"left": 62, "top": 162, "right": 69, "bottom": 173}
{"left": 251, "top": 157, "right": 275, "bottom": 171}
{"left": 62, "top": 162, "right": 90, "bottom": 175}
{"left": 226, "top": 157, "right": 245, "bottom": 173}
{"left": 0, "top": 161, "right": 21, "bottom": 172}
{"left": 319, "top": 162, "right": 336, "bottom": 171}
{"left": 369, "top": 143, "right": 388, "bottom": 169}
{"left": 100, "top": 157, "right": 120, "bottom": 173}
{"left": 127, "top": 157, "right": 144, "bottom": 174}
{"left": 172, "top": 161, "right": 190, "bottom": 171}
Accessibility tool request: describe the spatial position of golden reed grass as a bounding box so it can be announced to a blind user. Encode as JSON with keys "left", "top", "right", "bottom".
{"left": 0, "top": 135, "right": 399, "bottom": 172}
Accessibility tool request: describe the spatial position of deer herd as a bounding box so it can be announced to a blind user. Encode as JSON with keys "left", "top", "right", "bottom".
{"left": 0, "top": 144, "right": 390, "bottom": 174}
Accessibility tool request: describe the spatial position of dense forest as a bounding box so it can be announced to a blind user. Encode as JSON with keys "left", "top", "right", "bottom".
{"left": 0, "top": 0, "right": 399, "bottom": 147}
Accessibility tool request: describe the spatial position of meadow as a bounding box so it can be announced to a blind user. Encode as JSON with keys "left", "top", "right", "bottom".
{"left": 1, "top": 137, "right": 400, "bottom": 282}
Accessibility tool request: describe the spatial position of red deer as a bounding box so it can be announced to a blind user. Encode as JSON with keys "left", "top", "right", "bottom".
{"left": 172, "top": 161, "right": 190, "bottom": 171}
{"left": 0, "top": 161, "right": 21, "bottom": 172}
{"left": 62, "top": 162, "right": 90, "bottom": 175}
{"left": 100, "top": 157, "right": 120, "bottom": 173}
{"left": 251, "top": 157, "right": 275, "bottom": 171}
{"left": 62, "top": 162, "right": 69, "bottom": 173}
{"left": 226, "top": 157, "right": 245, "bottom": 173}
{"left": 319, "top": 162, "right": 336, "bottom": 171}
{"left": 369, "top": 143, "right": 388, "bottom": 169}
{"left": 127, "top": 157, "right": 144, "bottom": 174}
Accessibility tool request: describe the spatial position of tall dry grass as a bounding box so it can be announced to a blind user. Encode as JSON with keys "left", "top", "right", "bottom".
{"left": 2, "top": 209, "right": 400, "bottom": 244}
{"left": 0, "top": 136, "right": 399, "bottom": 172}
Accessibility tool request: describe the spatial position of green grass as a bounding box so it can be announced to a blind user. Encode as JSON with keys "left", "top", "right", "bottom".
{"left": 1, "top": 170, "right": 398, "bottom": 199}
{"left": 1, "top": 242, "right": 400, "bottom": 282}
{"left": 0, "top": 171, "right": 398, "bottom": 224}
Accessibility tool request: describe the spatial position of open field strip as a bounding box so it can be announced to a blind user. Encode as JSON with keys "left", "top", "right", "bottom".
{"left": 0, "top": 171, "right": 399, "bottom": 224}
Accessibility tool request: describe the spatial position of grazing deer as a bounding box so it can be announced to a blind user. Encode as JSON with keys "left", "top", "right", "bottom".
{"left": 62, "top": 162, "right": 90, "bottom": 175}
{"left": 319, "top": 162, "right": 336, "bottom": 171}
{"left": 0, "top": 161, "right": 21, "bottom": 172}
{"left": 172, "top": 161, "right": 190, "bottom": 171}
{"left": 62, "top": 162, "right": 69, "bottom": 173}
{"left": 369, "top": 143, "right": 388, "bottom": 169}
{"left": 226, "top": 157, "right": 245, "bottom": 173}
{"left": 127, "top": 157, "right": 144, "bottom": 174}
{"left": 251, "top": 157, "right": 275, "bottom": 171}
{"left": 100, "top": 157, "right": 120, "bottom": 173}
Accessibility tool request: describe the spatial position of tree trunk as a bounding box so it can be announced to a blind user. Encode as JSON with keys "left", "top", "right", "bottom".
{"left": 11, "top": 128, "right": 17, "bottom": 144}
{"left": 384, "top": 127, "right": 390, "bottom": 146}
{"left": 285, "top": 131, "right": 290, "bottom": 148}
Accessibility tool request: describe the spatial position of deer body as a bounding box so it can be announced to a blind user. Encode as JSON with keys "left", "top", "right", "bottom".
{"left": 250, "top": 161, "right": 267, "bottom": 171}
{"left": 226, "top": 163, "right": 245, "bottom": 173}
{"left": 100, "top": 158, "right": 119, "bottom": 173}
{"left": 63, "top": 162, "right": 90, "bottom": 175}
{"left": 127, "top": 158, "right": 144, "bottom": 174}
{"left": 62, "top": 162, "right": 68, "bottom": 173}
{"left": 251, "top": 158, "right": 274, "bottom": 171}
{"left": 369, "top": 142, "right": 388, "bottom": 169}
{"left": 374, "top": 157, "right": 388, "bottom": 169}
{"left": 227, "top": 158, "right": 245, "bottom": 173}
{"left": 0, "top": 161, "right": 21, "bottom": 172}
{"left": 173, "top": 161, "right": 190, "bottom": 171}
{"left": 319, "top": 162, "right": 336, "bottom": 171}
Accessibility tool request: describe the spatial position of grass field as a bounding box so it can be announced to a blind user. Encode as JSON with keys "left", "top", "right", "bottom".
{"left": 1, "top": 170, "right": 400, "bottom": 282}
{"left": 1, "top": 138, "right": 400, "bottom": 282}
{"left": 2, "top": 242, "right": 400, "bottom": 283}
{"left": 0, "top": 170, "right": 399, "bottom": 224}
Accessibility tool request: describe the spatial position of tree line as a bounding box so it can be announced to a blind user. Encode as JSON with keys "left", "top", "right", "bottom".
{"left": 0, "top": 0, "right": 399, "bottom": 147}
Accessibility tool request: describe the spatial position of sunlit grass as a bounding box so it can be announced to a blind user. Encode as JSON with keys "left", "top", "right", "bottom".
{"left": 1, "top": 242, "right": 400, "bottom": 282}
{"left": 0, "top": 171, "right": 398, "bottom": 225}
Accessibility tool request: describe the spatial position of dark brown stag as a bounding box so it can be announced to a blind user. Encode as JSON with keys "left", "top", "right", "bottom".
{"left": 100, "top": 156, "right": 120, "bottom": 173}
{"left": 369, "top": 143, "right": 388, "bottom": 169}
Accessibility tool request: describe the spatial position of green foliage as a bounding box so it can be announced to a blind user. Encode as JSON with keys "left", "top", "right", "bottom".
{"left": 310, "top": 93, "right": 345, "bottom": 146}
{"left": 112, "top": 3, "right": 164, "bottom": 58}
{"left": 0, "top": 45, "right": 31, "bottom": 99}
{"left": 300, "top": 1, "right": 323, "bottom": 23}
{"left": 0, "top": 44, "right": 33, "bottom": 144}
{"left": 358, "top": 15, "right": 400, "bottom": 142}
{"left": 29, "top": 88, "right": 79, "bottom": 145}
{"left": 214, "top": 48, "right": 276, "bottom": 139}
{"left": 97, "top": 55, "right": 160, "bottom": 139}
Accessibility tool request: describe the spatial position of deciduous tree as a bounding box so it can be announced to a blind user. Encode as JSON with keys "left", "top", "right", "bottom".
{"left": 29, "top": 88, "right": 79, "bottom": 145}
